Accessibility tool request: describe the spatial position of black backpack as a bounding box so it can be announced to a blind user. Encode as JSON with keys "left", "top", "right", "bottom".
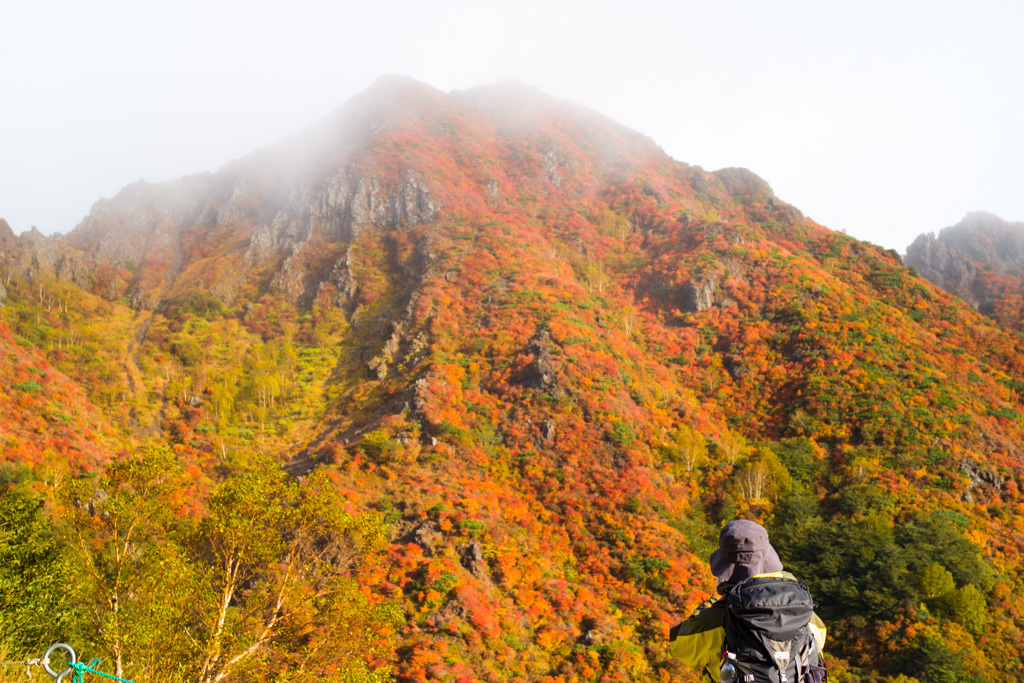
{"left": 722, "top": 576, "right": 827, "bottom": 683}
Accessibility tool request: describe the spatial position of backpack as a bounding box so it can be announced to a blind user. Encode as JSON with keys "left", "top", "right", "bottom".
{"left": 722, "top": 576, "right": 827, "bottom": 683}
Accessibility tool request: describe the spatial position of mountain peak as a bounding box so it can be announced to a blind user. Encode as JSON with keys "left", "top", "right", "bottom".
{"left": 368, "top": 73, "right": 437, "bottom": 92}
{"left": 946, "top": 211, "right": 1021, "bottom": 237}
{"left": 905, "top": 211, "right": 1024, "bottom": 323}
{"left": 938, "top": 212, "right": 1024, "bottom": 262}
{"left": 356, "top": 74, "right": 447, "bottom": 110}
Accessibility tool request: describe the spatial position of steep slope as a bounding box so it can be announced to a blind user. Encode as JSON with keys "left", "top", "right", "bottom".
{"left": 2, "top": 78, "right": 1024, "bottom": 681}
{"left": 905, "top": 212, "right": 1024, "bottom": 331}
{"left": 0, "top": 318, "right": 114, "bottom": 473}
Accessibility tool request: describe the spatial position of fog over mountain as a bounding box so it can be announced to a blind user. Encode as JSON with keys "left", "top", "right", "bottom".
{"left": 2, "top": 1, "right": 1023, "bottom": 251}
{"left": 905, "top": 212, "right": 1024, "bottom": 331}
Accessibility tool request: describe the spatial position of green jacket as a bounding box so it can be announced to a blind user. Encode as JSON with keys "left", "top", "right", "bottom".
{"left": 668, "top": 572, "right": 827, "bottom": 682}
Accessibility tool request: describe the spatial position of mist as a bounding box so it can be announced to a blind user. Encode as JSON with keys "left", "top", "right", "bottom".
{"left": 1, "top": 0, "right": 1021, "bottom": 251}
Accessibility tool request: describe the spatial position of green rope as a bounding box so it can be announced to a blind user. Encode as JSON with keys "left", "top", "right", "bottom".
{"left": 70, "top": 658, "right": 136, "bottom": 683}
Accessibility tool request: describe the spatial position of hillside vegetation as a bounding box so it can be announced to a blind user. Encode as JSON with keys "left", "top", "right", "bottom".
{"left": 1, "top": 78, "right": 1023, "bottom": 682}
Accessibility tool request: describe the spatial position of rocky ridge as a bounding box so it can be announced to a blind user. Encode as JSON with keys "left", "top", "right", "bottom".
{"left": 905, "top": 212, "right": 1024, "bottom": 323}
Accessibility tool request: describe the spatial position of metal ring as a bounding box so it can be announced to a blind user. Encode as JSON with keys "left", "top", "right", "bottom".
{"left": 42, "top": 643, "right": 76, "bottom": 680}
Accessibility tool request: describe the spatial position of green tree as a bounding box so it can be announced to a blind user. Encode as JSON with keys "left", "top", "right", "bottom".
{"left": 716, "top": 430, "right": 748, "bottom": 466}
{"left": 189, "top": 461, "right": 397, "bottom": 683}
{"left": 768, "top": 437, "right": 822, "bottom": 485}
{"left": 0, "top": 480, "right": 78, "bottom": 653}
{"left": 941, "top": 584, "right": 989, "bottom": 635}
{"left": 735, "top": 448, "right": 792, "bottom": 502}
{"left": 917, "top": 562, "right": 955, "bottom": 602}
{"left": 894, "top": 515, "right": 992, "bottom": 591}
{"left": 772, "top": 512, "right": 912, "bottom": 621}
{"left": 60, "top": 447, "right": 194, "bottom": 680}
{"left": 896, "top": 632, "right": 963, "bottom": 683}
{"left": 659, "top": 425, "right": 708, "bottom": 473}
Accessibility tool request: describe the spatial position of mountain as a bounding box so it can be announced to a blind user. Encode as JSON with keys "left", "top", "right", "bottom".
{"left": 2, "top": 77, "right": 1023, "bottom": 682}
{"left": 905, "top": 212, "right": 1024, "bottom": 331}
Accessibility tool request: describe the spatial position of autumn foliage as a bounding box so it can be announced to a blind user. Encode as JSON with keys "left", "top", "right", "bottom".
{"left": 2, "top": 78, "right": 1023, "bottom": 681}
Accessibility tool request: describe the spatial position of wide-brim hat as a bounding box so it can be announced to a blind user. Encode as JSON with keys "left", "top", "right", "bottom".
{"left": 709, "top": 519, "right": 784, "bottom": 583}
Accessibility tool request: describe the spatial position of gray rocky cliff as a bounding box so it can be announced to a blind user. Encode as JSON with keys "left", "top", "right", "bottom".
{"left": 2, "top": 77, "right": 453, "bottom": 312}
{"left": 932, "top": 212, "right": 1024, "bottom": 273}
{"left": 266, "top": 165, "right": 441, "bottom": 305}
{"left": 4, "top": 158, "right": 441, "bottom": 311}
{"left": 67, "top": 174, "right": 225, "bottom": 268}
{"left": 0, "top": 219, "right": 93, "bottom": 293}
{"left": 680, "top": 275, "right": 720, "bottom": 313}
{"left": 904, "top": 212, "right": 1024, "bottom": 313}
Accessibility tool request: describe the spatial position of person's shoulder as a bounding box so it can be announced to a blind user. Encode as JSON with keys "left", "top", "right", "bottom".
{"left": 676, "top": 597, "right": 725, "bottom": 635}
{"left": 693, "top": 596, "right": 724, "bottom": 613}
{"left": 750, "top": 571, "right": 792, "bottom": 580}
{"left": 751, "top": 571, "right": 803, "bottom": 582}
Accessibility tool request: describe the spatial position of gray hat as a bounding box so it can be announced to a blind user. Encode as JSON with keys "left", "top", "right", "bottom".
{"left": 709, "top": 519, "right": 784, "bottom": 583}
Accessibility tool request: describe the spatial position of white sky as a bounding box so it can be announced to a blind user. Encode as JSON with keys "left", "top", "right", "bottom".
{"left": 1, "top": 0, "right": 1021, "bottom": 252}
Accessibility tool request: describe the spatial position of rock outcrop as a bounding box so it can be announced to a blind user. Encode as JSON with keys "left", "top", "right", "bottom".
{"left": 458, "top": 541, "right": 490, "bottom": 580}
{"left": 680, "top": 275, "right": 720, "bottom": 313}
{"left": 714, "top": 167, "right": 774, "bottom": 199}
{"left": 518, "top": 328, "right": 561, "bottom": 397}
{"left": 1, "top": 78, "right": 454, "bottom": 313}
{"left": 4, "top": 161, "right": 440, "bottom": 312}
{"left": 906, "top": 232, "right": 987, "bottom": 309}
{"left": 905, "top": 212, "right": 1024, "bottom": 314}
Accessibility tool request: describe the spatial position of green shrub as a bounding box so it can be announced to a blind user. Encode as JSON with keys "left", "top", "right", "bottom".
{"left": 460, "top": 519, "right": 486, "bottom": 535}
{"left": 173, "top": 290, "right": 224, "bottom": 319}
{"left": 988, "top": 406, "right": 1019, "bottom": 420}
{"left": 359, "top": 430, "right": 400, "bottom": 463}
{"left": 607, "top": 421, "right": 636, "bottom": 447}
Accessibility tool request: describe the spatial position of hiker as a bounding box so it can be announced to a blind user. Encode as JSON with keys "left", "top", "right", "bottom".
{"left": 669, "top": 520, "right": 827, "bottom": 682}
